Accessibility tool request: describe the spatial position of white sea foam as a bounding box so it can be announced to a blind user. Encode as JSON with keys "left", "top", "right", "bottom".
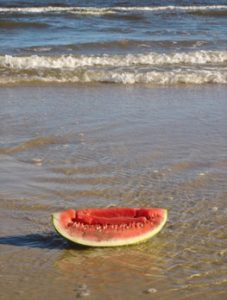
{"left": 0, "top": 5, "right": 226, "bottom": 14}
{"left": 0, "top": 6, "right": 70, "bottom": 13}
{"left": 1, "top": 51, "right": 227, "bottom": 70}
{"left": 114, "top": 5, "right": 227, "bottom": 12}
{"left": 1, "top": 51, "right": 227, "bottom": 86}
{"left": 1, "top": 69, "right": 226, "bottom": 85}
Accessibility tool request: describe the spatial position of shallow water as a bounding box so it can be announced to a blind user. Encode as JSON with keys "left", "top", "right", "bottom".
{"left": 0, "top": 85, "right": 226, "bottom": 299}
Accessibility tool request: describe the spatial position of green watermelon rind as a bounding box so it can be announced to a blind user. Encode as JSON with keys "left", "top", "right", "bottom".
{"left": 52, "top": 209, "right": 168, "bottom": 247}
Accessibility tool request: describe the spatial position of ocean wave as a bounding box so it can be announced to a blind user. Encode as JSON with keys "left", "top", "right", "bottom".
{"left": 22, "top": 39, "right": 210, "bottom": 54}
{"left": 1, "top": 69, "right": 226, "bottom": 86}
{"left": 0, "top": 51, "right": 226, "bottom": 86}
{"left": 0, "top": 5, "right": 226, "bottom": 15}
{"left": 188, "top": 9, "right": 227, "bottom": 17}
{"left": 0, "top": 20, "right": 48, "bottom": 29}
{"left": 1, "top": 51, "right": 226, "bottom": 69}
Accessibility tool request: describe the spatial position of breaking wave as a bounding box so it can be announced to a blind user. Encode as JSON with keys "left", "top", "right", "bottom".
{"left": 1, "top": 70, "right": 226, "bottom": 85}
{"left": 0, "top": 5, "right": 226, "bottom": 15}
{"left": 0, "top": 51, "right": 227, "bottom": 86}
{"left": 1, "top": 51, "right": 227, "bottom": 68}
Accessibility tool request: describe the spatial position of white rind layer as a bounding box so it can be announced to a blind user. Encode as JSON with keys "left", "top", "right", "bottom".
{"left": 52, "top": 209, "right": 168, "bottom": 247}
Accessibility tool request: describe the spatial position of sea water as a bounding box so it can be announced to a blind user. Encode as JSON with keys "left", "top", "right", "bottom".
{"left": 0, "top": 1, "right": 227, "bottom": 300}
{"left": 0, "top": 0, "right": 227, "bottom": 85}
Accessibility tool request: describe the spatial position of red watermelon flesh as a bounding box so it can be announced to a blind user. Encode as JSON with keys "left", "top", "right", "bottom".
{"left": 52, "top": 207, "right": 167, "bottom": 247}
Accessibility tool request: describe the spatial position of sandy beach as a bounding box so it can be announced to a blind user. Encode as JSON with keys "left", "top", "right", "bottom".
{"left": 0, "top": 85, "right": 226, "bottom": 299}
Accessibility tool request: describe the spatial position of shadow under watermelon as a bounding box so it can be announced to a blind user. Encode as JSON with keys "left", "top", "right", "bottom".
{"left": 0, "top": 232, "right": 88, "bottom": 250}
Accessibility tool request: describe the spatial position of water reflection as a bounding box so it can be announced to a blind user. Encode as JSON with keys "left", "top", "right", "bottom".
{"left": 55, "top": 241, "right": 166, "bottom": 298}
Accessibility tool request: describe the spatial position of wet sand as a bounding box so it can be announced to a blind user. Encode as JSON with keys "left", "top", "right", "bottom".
{"left": 0, "top": 85, "right": 227, "bottom": 299}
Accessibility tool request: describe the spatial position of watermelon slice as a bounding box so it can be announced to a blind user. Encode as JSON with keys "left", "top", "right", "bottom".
{"left": 52, "top": 207, "right": 167, "bottom": 247}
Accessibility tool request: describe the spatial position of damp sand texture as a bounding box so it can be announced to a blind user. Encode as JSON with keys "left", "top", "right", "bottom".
{"left": 0, "top": 85, "right": 227, "bottom": 300}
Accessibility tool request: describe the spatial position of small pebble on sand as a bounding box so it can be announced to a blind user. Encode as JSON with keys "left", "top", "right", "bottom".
{"left": 75, "top": 284, "right": 90, "bottom": 298}
{"left": 211, "top": 206, "right": 218, "bottom": 212}
{"left": 32, "top": 158, "right": 43, "bottom": 166}
{"left": 144, "top": 288, "right": 157, "bottom": 294}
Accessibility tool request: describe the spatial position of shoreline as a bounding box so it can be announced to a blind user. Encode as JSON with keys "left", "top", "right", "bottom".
{"left": 0, "top": 84, "right": 226, "bottom": 299}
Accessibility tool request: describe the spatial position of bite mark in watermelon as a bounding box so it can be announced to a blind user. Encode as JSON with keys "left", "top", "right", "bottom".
{"left": 52, "top": 207, "right": 167, "bottom": 247}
